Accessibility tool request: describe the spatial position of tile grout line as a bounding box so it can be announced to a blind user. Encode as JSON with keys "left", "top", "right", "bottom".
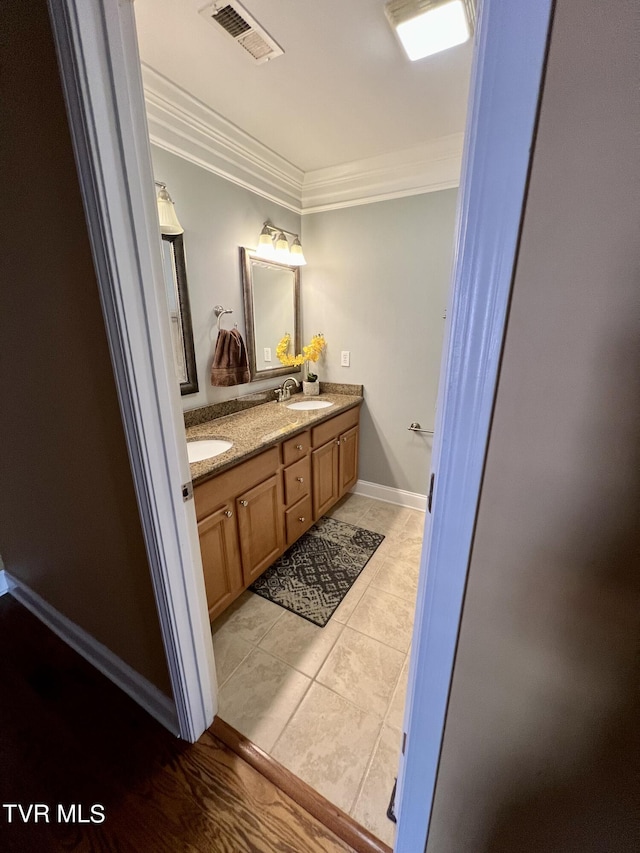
{"left": 339, "top": 615, "right": 413, "bottom": 656}
{"left": 212, "top": 603, "right": 286, "bottom": 688}
{"left": 215, "top": 643, "right": 254, "bottom": 692}
{"left": 356, "top": 573, "right": 420, "bottom": 607}
{"left": 347, "top": 721, "right": 386, "bottom": 817}
{"left": 268, "top": 669, "right": 314, "bottom": 755}
{"left": 258, "top": 621, "right": 346, "bottom": 680}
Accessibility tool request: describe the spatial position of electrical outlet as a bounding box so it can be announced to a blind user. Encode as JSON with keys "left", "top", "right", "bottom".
{"left": 341, "top": 350, "right": 350, "bottom": 367}
{"left": 263, "top": 347, "right": 272, "bottom": 362}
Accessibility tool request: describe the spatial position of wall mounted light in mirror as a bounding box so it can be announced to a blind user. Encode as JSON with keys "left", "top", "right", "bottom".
{"left": 241, "top": 247, "right": 301, "bottom": 382}
{"left": 161, "top": 234, "right": 198, "bottom": 395}
{"left": 155, "top": 181, "right": 184, "bottom": 235}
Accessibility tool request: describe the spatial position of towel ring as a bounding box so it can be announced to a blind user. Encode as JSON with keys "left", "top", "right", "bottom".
{"left": 214, "top": 305, "right": 233, "bottom": 330}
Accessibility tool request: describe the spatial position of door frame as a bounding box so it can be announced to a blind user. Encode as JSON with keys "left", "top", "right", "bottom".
{"left": 46, "top": 0, "right": 554, "bottom": 843}
{"left": 394, "top": 0, "right": 553, "bottom": 849}
{"left": 47, "top": 0, "right": 216, "bottom": 742}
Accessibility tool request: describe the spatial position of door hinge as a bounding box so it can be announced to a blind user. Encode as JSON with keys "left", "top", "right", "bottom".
{"left": 428, "top": 473, "right": 435, "bottom": 513}
{"left": 402, "top": 731, "right": 407, "bottom": 754}
{"left": 182, "top": 481, "right": 194, "bottom": 502}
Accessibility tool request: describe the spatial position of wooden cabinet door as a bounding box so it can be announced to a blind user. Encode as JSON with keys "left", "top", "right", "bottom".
{"left": 236, "top": 474, "right": 284, "bottom": 584}
{"left": 339, "top": 425, "right": 359, "bottom": 497}
{"left": 197, "top": 504, "right": 243, "bottom": 620}
{"left": 312, "top": 439, "right": 340, "bottom": 519}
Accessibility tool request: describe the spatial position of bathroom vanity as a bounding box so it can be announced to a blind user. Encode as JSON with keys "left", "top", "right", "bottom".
{"left": 187, "top": 391, "right": 362, "bottom": 620}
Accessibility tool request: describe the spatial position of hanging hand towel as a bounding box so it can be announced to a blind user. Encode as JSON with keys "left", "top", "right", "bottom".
{"left": 210, "top": 328, "right": 251, "bottom": 386}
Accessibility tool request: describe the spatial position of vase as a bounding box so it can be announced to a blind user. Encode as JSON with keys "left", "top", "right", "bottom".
{"left": 303, "top": 381, "right": 319, "bottom": 396}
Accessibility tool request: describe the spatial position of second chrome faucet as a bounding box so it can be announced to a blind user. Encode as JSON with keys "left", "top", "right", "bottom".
{"left": 275, "top": 376, "right": 300, "bottom": 403}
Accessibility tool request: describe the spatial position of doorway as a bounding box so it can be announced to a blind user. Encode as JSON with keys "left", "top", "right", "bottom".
{"left": 49, "top": 1, "right": 554, "bottom": 850}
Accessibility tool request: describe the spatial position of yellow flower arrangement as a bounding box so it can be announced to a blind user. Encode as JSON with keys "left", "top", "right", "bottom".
{"left": 276, "top": 332, "right": 326, "bottom": 379}
{"left": 275, "top": 333, "right": 305, "bottom": 367}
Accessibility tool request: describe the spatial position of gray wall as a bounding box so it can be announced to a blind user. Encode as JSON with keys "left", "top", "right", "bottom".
{"left": 1, "top": 0, "right": 172, "bottom": 695}
{"left": 428, "top": 1, "right": 640, "bottom": 849}
{"left": 301, "top": 192, "right": 457, "bottom": 495}
{"left": 150, "top": 146, "right": 302, "bottom": 410}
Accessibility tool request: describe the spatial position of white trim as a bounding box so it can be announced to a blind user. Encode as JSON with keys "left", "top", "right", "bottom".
{"left": 7, "top": 574, "right": 178, "bottom": 733}
{"left": 300, "top": 182, "right": 459, "bottom": 215}
{"left": 394, "top": 0, "right": 553, "bottom": 850}
{"left": 142, "top": 64, "right": 304, "bottom": 213}
{"left": 0, "top": 570, "right": 10, "bottom": 597}
{"left": 47, "top": 0, "right": 216, "bottom": 742}
{"left": 352, "top": 480, "right": 427, "bottom": 512}
{"left": 141, "top": 63, "right": 462, "bottom": 212}
{"left": 301, "top": 135, "right": 463, "bottom": 213}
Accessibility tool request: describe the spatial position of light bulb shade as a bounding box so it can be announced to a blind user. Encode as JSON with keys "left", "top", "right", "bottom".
{"left": 274, "top": 231, "right": 290, "bottom": 259}
{"left": 255, "top": 225, "right": 275, "bottom": 258}
{"left": 156, "top": 186, "right": 184, "bottom": 235}
{"left": 289, "top": 237, "right": 306, "bottom": 266}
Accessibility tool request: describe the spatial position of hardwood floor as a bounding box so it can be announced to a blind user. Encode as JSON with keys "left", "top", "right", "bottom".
{"left": 0, "top": 595, "right": 353, "bottom": 853}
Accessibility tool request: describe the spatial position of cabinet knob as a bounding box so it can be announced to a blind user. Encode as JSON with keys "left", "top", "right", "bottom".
{"left": 296, "top": 476, "right": 304, "bottom": 483}
{"left": 296, "top": 444, "right": 303, "bottom": 450}
{"left": 239, "top": 500, "right": 248, "bottom": 507}
{"left": 225, "top": 510, "right": 233, "bottom": 518}
{"left": 335, "top": 439, "right": 341, "bottom": 445}
{"left": 298, "top": 517, "right": 305, "bottom": 523}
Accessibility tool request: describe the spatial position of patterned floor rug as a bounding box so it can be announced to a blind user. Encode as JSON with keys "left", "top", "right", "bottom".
{"left": 250, "top": 517, "right": 385, "bottom": 627}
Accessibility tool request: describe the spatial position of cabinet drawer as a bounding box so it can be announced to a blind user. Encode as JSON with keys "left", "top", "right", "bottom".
{"left": 194, "top": 446, "right": 280, "bottom": 521}
{"left": 282, "top": 430, "right": 311, "bottom": 466}
{"left": 311, "top": 406, "right": 359, "bottom": 448}
{"left": 285, "top": 495, "right": 313, "bottom": 547}
{"left": 283, "top": 456, "right": 311, "bottom": 506}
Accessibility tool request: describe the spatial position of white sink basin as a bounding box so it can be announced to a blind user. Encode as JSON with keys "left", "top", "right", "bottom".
{"left": 286, "top": 399, "right": 334, "bottom": 411}
{"left": 187, "top": 439, "right": 233, "bottom": 463}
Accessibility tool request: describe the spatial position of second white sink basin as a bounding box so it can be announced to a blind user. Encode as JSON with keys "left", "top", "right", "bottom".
{"left": 287, "top": 399, "right": 334, "bottom": 411}
{"left": 187, "top": 439, "right": 233, "bottom": 463}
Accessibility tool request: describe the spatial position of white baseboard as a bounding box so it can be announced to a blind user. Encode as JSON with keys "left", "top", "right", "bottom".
{"left": 352, "top": 479, "right": 427, "bottom": 512}
{"left": 6, "top": 573, "right": 179, "bottom": 735}
{"left": 0, "top": 570, "right": 9, "bottom": 597}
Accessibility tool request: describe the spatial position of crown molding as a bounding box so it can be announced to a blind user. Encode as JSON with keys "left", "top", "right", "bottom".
{"left": 301, "top": 135, "right": 463, "bottom": 213}
{"left": 142, "top": 64, "right": 462, "bottom": 213}
{"left": 142, "top": 65, "right": 304, "bottom": 213}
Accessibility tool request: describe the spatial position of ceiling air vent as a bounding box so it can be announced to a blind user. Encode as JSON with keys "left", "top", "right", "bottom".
{"left": 199, "top": 1, "right": 284, "bottom": 64}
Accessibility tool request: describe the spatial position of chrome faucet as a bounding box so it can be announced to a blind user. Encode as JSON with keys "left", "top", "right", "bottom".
{"left": 275, "top": 377, "right": 300, "bottom": 402}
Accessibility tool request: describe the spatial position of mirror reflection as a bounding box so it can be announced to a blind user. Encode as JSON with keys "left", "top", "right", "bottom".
{"left": 161, "top": 234, "right": 198, "bottom": 395}
{"left": 241, "top": 248, "right": 301, "bottom": 382}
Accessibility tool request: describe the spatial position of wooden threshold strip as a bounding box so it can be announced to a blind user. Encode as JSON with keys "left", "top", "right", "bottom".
{"left": 211, "top": 717, "right": 393, "bottom": 853}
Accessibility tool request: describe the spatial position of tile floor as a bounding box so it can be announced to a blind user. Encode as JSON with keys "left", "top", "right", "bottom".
{"left": 211, "top": 493, "right": 425, "bottom": 847}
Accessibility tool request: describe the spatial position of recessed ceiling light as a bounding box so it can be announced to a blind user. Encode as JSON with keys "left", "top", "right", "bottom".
{"left": 385, "top": 0, "right": 472, "bottom": 62}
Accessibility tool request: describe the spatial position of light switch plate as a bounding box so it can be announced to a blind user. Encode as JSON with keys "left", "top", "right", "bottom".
{"left": 341, "top": 350, "right": 350, "bottom": 367}
{"left": 264, "top": 347, "right": 272, "bottom": 362}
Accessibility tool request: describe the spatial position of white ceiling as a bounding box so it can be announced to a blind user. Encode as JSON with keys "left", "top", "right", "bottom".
{"left": 133, "top": 0, "right": 473, "bottom": 174}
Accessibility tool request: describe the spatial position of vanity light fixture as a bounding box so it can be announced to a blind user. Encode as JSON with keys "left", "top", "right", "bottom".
{"left": 155, "top": 181, "right": 184, "bottom": 235}
{"left": 255, "top": 222, "right": 306, "bottom": 266}
{"left": 385, "top": 0, "right": 474, "bottom": 61}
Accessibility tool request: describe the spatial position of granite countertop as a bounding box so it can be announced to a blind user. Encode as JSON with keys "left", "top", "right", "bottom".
{"left": 186, "top": 391, "right": 363, "bottom": 485}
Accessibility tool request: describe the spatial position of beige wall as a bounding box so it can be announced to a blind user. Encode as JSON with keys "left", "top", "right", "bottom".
{"left": 428, "top": 0, "right": 640, "bottom": 850}
{"left": 0, "top": 0, "right": 172, "bottom": 696}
